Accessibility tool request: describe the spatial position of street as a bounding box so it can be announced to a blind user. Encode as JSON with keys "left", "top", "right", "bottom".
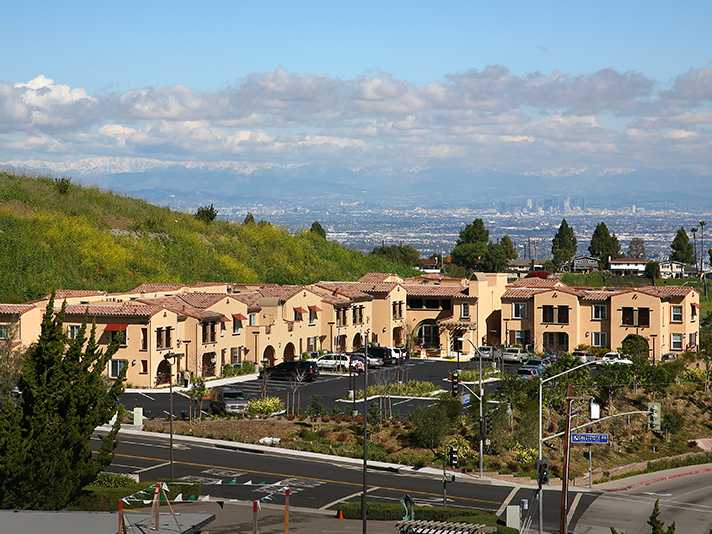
{"left": 102, "top": 431, "right": 600, "bottom": 532}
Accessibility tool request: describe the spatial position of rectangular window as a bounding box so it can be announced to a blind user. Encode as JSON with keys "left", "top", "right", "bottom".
{"left": 622, "top": 307, "right": 635, "bottom": 326}
{"left": 591, "top": 332, "right": 608, "bottom": 348}
{"left": 542, "top": 305, "right": 554, "bottom": 323}
{"left": 307, "top": 336, "right": 317, "bottom": 353}
{"left": 408, "top": 298, "right": 424, "bottom": 309}
{"left": 109, "top": 330, "right": 128, "bottom": 348}
{"left": 0, "top": 324, "right": 9, "bottom": 340}
{"left": 230, "top": 347, "right": 241, "bottom": 364}
{"left": 557, "top": 306, "right": 569, "bottom": 324}
{"left": 249, "top": 313, "right": 257, "bottom": 326}
{"left": 514, "top": 330, "right": 529, "bottom": 345}
{"left": 425, "top": 299, "right": 440, "bottom": 309}
{"left": 592, "top": 305, "right": 607, "bottom": 321}
{"left": 461, "top": 302, "right": 470, "bottom": 318}
{"left": 309, "top": 309, "right": 317, "bottom": 324}
{"left": 513, "top": 302, "right": 527, "bottom": 319}
{"left": 294, "top": 310, "right": 303, "bottom": 322}
{"left": 108, "top": 359, "right": 128, "bottom": 379}
{"left": 140, "top": 327, "right": 148, "bottom": 351}
{"left": 692, "top": 304, "right": 698, "bottom": 322}
{"left": 690, "top": 332, "right": 698, "bottom": 348}
{"left": 352, "top": 307, "right": 358, "bottom": 324}
{"left": 156, "top": 328, "right": 165, "bottom": 350}
{"left": 233, "top": 319, "right": 242, "bottom": 335}
{"left": 671, "top": 306, "right": 683, "bottom": 323}
{"left": 440, "top": 300, "right": 452, "bottom": 311}
{"left": 671, "top": 333, "right": 683, "bottom": 351}
{"left": 67, "top": 324, "right": 81, "bottom": 339}
{"left": 220, "top": 321, "right": 226, "bottom": 336}
{"left": 140, "top": 360, "right": 148, "bottom": 374}
{"left": 638, "top": 308, "right": 650, "bottom": 327}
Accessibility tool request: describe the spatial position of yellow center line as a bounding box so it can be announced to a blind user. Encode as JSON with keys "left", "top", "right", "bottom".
{"left": 114, "top": 452, "right": 500, "bottom": 506}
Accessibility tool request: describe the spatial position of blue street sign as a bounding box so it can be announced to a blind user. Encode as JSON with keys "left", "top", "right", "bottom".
{"left": 571, "top": 433, "right": 609, "bottom": 444}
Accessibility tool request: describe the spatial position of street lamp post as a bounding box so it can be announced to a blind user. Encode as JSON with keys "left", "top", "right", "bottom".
{"left": 361, "top": 330, "right": 370, "bottom": 534}
{"left": 459, "top": 337, "right": 484, "bottom": 479}
{"left": 162, "top": 351, "right": 180, "bottom": 481}
{"left": 537, "top": 359, "right": 598, "bottom": 534}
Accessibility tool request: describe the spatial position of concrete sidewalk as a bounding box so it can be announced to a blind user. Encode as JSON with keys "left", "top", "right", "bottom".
{"left": 125, "top": 374, "right": 259, "bottom": 394}
{"left": 594, "top": 463, "right": 712, "bottom": 493}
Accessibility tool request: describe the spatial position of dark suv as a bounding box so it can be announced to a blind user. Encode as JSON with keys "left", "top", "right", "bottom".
{"left": 259, "top": 360, "right": 319, "bottom": 382}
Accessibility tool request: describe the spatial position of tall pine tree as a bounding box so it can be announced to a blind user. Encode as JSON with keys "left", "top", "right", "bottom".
{"left": 0, "top": 297, "right": 124, "bottom": 509}
{"left": 670, "top": 227, "right": 694, "bottom": 264}
{"left": 589, "top": 222, "right": 621, "bottom": 268}
{"left": 551, "top": 219, "right": 577, "bottom": 270}
{"left": 456, "top": 218, "right": 489, "bottom": 245}
{"left": 499, "top": 235, "right": 518, "bottom": 260}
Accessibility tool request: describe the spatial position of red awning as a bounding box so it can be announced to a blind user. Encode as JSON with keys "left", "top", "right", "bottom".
{"left": 308, "top": 305, "right": 322, "bottom": 312}
{"left": 233, "top": 313, "right": 248, "bottom": 321}
{"left": 104, "top": 323, "right": 128, "bottom": 332}
{"left": 293, "top": 306, "right": 306, "bottom": 313}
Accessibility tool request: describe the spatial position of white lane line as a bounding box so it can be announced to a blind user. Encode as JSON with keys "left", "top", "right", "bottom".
{"left": 137, "top": 392, "right": 155, "bottom": 401}
{"left": 567, "top": 492, "right": 582, "bottom": 525}
{"left": 134, "top": 461, "right": 171, "bottom": 474}
{"left": 319, "top": 486, "right": 381, "bottom": 510}
{"left": 111, "top": 463, "right": 144, "bottom": 470}
{"left": 176, "top": 391, "right": 191, "bottom": 399}
{"left": 496, "top": 487, "right": 519, "bottom": 517}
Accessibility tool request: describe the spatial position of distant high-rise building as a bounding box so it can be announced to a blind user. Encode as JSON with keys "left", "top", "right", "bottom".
{"left": 526, "top": 198, "right": 534, "bottom": 210}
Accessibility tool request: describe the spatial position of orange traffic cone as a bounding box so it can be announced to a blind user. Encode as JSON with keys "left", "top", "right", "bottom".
{"left": 336, "top": 509, "right": 345, "bottom": 520}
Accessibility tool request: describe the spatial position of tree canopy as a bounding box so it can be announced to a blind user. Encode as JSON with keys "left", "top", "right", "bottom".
{"left": 551, "top": 219, "right": 577, "bottom": 270}
{"left": 0, "top": 298, "right": 124, "bottom": 509}
{"left": 670, "top": 227, "right": 694, "bottom": 264}
{"left": 243, "top": 212, "right": 256, "bottom": 225}
{"left": 644, "top": 261, "right": 661, "bottom": 283}
{"left": 589, "top": 222, "right": 621, "bottom": 267}
{"left": 457, "top": 218, "right": 489, "bottom": 246}
{"left": 627, "top": 237, "right": 647, "bottom": 259}
{"left": 499, "top": 235, "right": 517, "bottom": 260}
{"left": 370, "top": 244, "right": 420, "bottom": 266}
{"left": 194, "top": 203, "right": 218, "bottom": 224}
{"left": 309, "top": 221, "right": 327, "bottom": 239}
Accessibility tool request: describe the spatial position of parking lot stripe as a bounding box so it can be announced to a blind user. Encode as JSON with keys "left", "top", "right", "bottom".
{"left": 134, "top": 461, "right": 171, "bottom": 474}
{"left": 496, "top": 486, "right": 519, "bottom": 516}
{"left": 319, "top": 486, "right": 381, "bottom": 510}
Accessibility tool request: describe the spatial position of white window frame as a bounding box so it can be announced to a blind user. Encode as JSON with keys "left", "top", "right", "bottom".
{"left": 248, "top": 313, "right": 257, "bottom": 326}
{"left": 230, "top": 347, "right": 241, "bottom": 364}
{"left": 309, "top": 309, "right": 317, "bottom": 324}
{"left": 671, "top": 305, "right": 683, "bottom": 323}
{"left": 592, "top": 304, "right": 607, "bottom": 321}
{"left": 512, "top": 302, "right": 527, "bottom": 320}
{"left": 108, "top": 359, "right": 128, "bottom": 379}
{"left": 671, "top": 333, "right": 683, "bottom": 351}
{"left": 590, "top": 331, "right": 608, "bottom": 348}
{"left": 0, "top": 323, "right": 10, "bottom": 340}
{"left": 233, "top": 319, "right": 242, "bottom": 335}
{"left": 514, "top": 330, "right": 527, "bottom": 344}
{"left": 461, "top": 302, "right": 470, "bottom": 319}
{"left": 67, "top": 324, "right": 82, "bottom": 339}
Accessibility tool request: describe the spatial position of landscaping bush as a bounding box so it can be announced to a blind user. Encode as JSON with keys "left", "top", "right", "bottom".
{"left": 247, "top": 396, "right": 284, "bottom": 415}
{"left": 90, "top": 473, "right": 141, "bottom": 490}
{"left": 355, "top": 380, "right": 439, "bottom": 399}
{"left": 459, "top": 367, "right": 500, "bottom": 382}
{"left": 221, "top": 361, "right": 256, "bottom": 377}
{"left": 386, "top": 449, "right": 433, "bottom": 468}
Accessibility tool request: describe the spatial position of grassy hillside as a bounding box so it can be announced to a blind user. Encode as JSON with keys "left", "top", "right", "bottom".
{"left": 0, "top": 173, "right": 416, "bottom": 302}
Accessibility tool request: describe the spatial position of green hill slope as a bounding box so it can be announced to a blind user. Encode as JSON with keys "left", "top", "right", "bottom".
{"left": 0, "top": 173, "right": 416, "bottom": 302}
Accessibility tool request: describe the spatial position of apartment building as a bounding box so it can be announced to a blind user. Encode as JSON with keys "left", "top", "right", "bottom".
{"left": 0, "top": 304, "right": 44, "bottom": 349}
{"left": 501, "top": 277, "right": 700, "bottom": 360}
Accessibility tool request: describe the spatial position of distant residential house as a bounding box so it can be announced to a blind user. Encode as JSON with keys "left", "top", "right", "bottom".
{"left": 659, "top": 260, "right": 687, "bottom": 279}
{"left": 507, "top": 258, "right": 544, "bottom": 276}
{"left": 570, "top": 256, "right": 599, "bottom": 273}
{"left": 608, "top": 257, "right": 648, "bottom": 276}
{"left": 416, "top": 256, "right": 441, "bottom": 273}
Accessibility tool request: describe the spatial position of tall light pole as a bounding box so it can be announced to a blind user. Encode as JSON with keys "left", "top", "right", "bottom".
{"left": 459, "top": 337, "right": 484, "bottom": 479}
{"left": 537, "top": 359, "right": 598, "bottom": 534}
{"left": 162, "top": 351, "right": 180, "bottom": 481}
{"left": 700, "top": 220, "right": 706, "bottom": 272}
{"left": 691, "top": 227, "right": 698, "bottom": 273}
{"left": 361, "top": 330, "right": 370, "bottom": 534}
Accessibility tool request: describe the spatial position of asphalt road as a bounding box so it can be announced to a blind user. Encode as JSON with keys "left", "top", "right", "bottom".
{"left": 102, "top": 431, "right": 598, "bottom": 532}
{"left": 119, "top": 359, "right": 515, "bottom": 419}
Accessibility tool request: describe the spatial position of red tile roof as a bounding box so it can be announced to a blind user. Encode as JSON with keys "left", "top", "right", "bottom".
{"left": 307, "top": 285, "right": 352, "bottom": 306}
{"left": 174, "top": 292, "right": 227, "bottom": 309}
{"left": 401, "top": 284, "right": 469, "bottom": 298}
{"left": 0, "top": 303, "right": 36, "bottom": 315}
{"left": 511, "top": 277, "right": 563, "bottom": 288}
{"left": 578, "top": 290, "right": 623, "bottom": 302}
{"left": 230, "top": 291, "right": 264, "bottom": 313}
{"left": 130, "top": 283, "right": 184, "bottom": 293}
{"left": 54, "top": 289, "right": 107, "bottom": 299}
{"left": 64, "top": 302, "right": 162, "bottom": 319}
{"left": 502, "top": 288, "right": 548, "bottom": 299}
{"left": 357, "top": 272, "right": 400, "bottom": 283}
{"left": 635, "top": 286, "right": 695, "bottom": 299}
{"left": 139, "top": 296, "right": 225, "bottom": 321}
{"left": 256, "top": 285, "right": 304, "bottom": 300}
{"left": 315, "top": 282, "right": 373, "bottom": 300}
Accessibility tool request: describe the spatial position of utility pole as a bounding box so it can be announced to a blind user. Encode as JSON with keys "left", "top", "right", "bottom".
{"left": 560, "top": 384, "right": 575, "bottom": 534}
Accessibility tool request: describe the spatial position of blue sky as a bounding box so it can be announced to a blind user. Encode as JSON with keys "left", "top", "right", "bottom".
{"left": 1, "top": 2, "right": 711, "bottom": 183}
{"left": 4, "top": 1, "right": 711, "bottom": 90}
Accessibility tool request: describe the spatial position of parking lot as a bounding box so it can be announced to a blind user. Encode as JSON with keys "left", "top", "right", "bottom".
{"left": 119, "top": 357, "right": 523, "bottom": 420}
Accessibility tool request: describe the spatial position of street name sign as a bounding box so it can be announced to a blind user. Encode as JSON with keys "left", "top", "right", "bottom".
{"left": 571, "top": 433, "right": 609, "bottom": 444}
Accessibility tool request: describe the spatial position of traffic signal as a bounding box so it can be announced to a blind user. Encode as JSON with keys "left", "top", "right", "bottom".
{"left": 484, "top": 416, "right": 494, "bottom": 436}
{"left": 450, "top": 371, "right": 460, "bottom": 396}
{"left": 448, "top": 446, "right": 458, "bottom": 467}
{"left": 536, "top": 459, "right": 549, "bottom": 487}
{"left": 648, "top": 402, "right": 661, "bottom": 432}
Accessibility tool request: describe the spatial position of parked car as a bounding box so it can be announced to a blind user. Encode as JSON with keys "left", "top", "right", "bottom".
{"left": 517, "top": 367, "right": 541, "bottom": 380}
{"left": 522, "top": 358, "right": 545, "bottom": 370}
{"left": 661, "top": 352, "right": 678, "bottom": 362}
{"left": 501, "top": 347, "right": 528, "bottom": 363}
{"left": 315, "top": 353, "right": 351, "bottom": 372}
{"left": 473, "top": 346, "right": 497, "bottom": 360}
{"left": 210, "top": 387, "right": 249, "bottom": 414}
{"left": 571, "top": 350, "right": 595, "bottom": 363}
{"left": 259, "top": 361, "right": 319, "bottom": 381}
{"left": 365, "top": 346, "right": 401, "bottom": 365}
{"left": 600, "top": 352, "right": 633, "bottom": 366}
{"left": 395, "top": 347, "right": 410, "bottom": 360}
{"left": 349, "top": 352, "right": 384, "bottom": 368}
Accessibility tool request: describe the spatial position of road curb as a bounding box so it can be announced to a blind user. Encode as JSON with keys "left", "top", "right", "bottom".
{"left": 99, "top": 426, "right": 491, "bottom": 483}
{"left": 599, "top": 464, "right": 712, "bottom": 493}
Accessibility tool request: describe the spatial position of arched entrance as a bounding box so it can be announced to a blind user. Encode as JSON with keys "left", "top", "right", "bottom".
{"left": 283, "top": 342, "right": 296, "bottom": 361}
{"left": 352, "top": 332, "right": 363, "bottom": 350}
{"left": 543, "top": 332, "right": 569, "bottom": 354}
{"left": 202, "top": 352, "right": 216, "bottom": 377}
{"left": 263, "top": 345, "right": 276, "bottom": 366}
{"left": 393, "top": 326, "right": 404, "bottom": 347}
{"left": 621, "top": 334, "right": 649, "bottom": 357}
{"left": 415, "top": 319, "right": 439, "bottom": 349}
{"left": 156, "top": 360, "right": 171, "bottom": 385}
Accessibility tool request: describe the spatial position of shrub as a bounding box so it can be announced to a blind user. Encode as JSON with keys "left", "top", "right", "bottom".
{"left": 512, "top": 443, "right": 537, "bottom": 467}
{"left": 89, "top": 473, "right": 141, "bottom": 489}
{"left": 194, "top": 203, "right": 218, "bottom": 223}
{"left": 306, "top": 396, "right": 327, "bottom": 417}
{"left": 386, "top": 449, "right": 433, "bottom": 468}
{"left": 458, "top": 367, "right": 500, "bottom": 382}
{"left": 222, "top": 361, "right": 257, "bottom": 377}
{"left": 355, "top": 380, "right": 438, "bottom": 399}
{"left": 247, "top": 396, "right": 284, "bottom": 416}
{"left": 54, "top": 177, "right": 71, "bottom": 194}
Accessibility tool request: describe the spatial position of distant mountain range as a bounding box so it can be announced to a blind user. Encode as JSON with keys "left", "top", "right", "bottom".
{"left": 3, "top": 157, "right": 710, "bottom": 210}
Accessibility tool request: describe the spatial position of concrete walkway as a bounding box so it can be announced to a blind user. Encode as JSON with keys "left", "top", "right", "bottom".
{"left": 125, "top": 374, "right": 259, "bottom": 394}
